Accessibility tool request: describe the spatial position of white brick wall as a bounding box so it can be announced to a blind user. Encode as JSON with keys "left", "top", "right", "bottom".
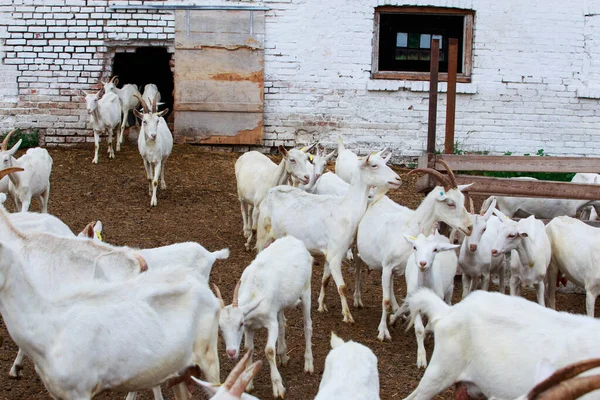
{"left": 0, "top": 0, "right": 599, "bottom": 158}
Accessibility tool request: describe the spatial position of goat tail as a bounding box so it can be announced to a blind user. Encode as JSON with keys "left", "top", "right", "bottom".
{"left": 211, "top": 248, "right": 230, "bottom": 260}
{"left": 401, "top": 288, "right": 451, "bottom": 331}
{"left": 337, "top": 135, "right": 345, "bottom": 153}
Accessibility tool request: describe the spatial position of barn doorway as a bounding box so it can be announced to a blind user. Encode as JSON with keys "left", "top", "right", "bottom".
{"left": 112, "top": 47, "right": 174, "bottom": 122}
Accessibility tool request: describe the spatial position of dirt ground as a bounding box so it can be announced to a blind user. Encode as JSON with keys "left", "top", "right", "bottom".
{"left": 0, "top": 142, "right": 593, "bottom": 400}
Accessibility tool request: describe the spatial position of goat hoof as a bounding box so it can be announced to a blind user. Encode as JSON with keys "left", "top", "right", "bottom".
{"left": 377, "top": 329, "right": 391, "bottom": 342}
{"left": 304, "top": 359, "right": 314, "bottom": 374}
{"left": 317, "top": 304, "right": 328, "bottom": 313}
{"left": 343, "top": 314, "right": 355, "bottom": 324}
{"left": 9, "top": 365, "right": 22, "bottom": 379}
{"left": 354, "top": 298, "right": 364, "bottom": 308}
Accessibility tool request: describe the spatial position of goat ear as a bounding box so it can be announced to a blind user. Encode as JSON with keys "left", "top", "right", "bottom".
{"left": 94, "top": 220, "right": 103, "bottom": 233}
{"left": 493, "top": 208, "right": 510, "bottom": 221}
{"left": 330, "top": 332, "right": 345, "bottom": 349}
{"left": 133, "top": 109, "right": 143, "bottom": 120}
{"left": 403, "top": 234, "right": 416, "bottom": 245}
{"left": 157, "top": 108, "right": 169, "bottom": 118}
{"left": 483, "top": 198, "right": 497, "bottom": 220}
{"left": 457, "top": 183, "right": 473, "bottom": 192}
{"left": 383, "top": 151, "right": 392, "bottom": 163}
{"left": 8, "top": 139, "right": 22, "bottom": 156}
{"left": 438, "top": 243, "right": 460, "bottom": 252}
{"left": 240, "top": 296, "right": 264, "bottom": 319}
{"left": 278, "top": 145, "right": 288, "bottom": 157}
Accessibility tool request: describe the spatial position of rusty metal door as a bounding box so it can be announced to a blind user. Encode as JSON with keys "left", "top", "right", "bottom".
{"left": 173, "top": 9, "right": 265, "bottom": 144}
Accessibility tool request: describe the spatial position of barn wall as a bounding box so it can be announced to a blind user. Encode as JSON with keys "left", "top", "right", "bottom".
{"left": 0, "top": 0, "right": 174, "bottom": 145}
{"left": 0, "top": 0, "right": 599, "bottom": 159}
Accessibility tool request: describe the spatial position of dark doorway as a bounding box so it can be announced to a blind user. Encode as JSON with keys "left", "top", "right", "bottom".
{"left": 112, "top": 47, "right": 174, "bottom": 120}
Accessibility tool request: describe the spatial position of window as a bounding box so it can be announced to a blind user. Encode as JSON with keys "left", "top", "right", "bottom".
{"left": 372, "top": 7, "right": 474, "bottom": 82}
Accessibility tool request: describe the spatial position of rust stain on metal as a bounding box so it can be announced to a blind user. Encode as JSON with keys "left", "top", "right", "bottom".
{"left": 209, "top": 71, "right": 263, "bottom": 84}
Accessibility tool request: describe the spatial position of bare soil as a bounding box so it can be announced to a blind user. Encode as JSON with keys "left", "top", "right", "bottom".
{"left": 0, "top": 143, "right": 592, "bottom": 400}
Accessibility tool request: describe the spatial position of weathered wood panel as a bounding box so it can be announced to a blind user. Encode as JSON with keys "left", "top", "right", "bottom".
{"left": 174, "top": 111, "right": 263, "bottom": 145}
{"left": 173, "top": 9, "right": 264, "bottom": 144}
{"left": 175, "top": 10, "right": 265, "bottom": 50}
{"left": 436, "top": 154, "right": 600, "bottom": 173}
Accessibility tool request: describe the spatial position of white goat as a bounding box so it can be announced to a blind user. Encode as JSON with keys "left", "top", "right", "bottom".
{"left": 235, "top": 145, "right": 313, "bottom": 250}
{"left": 84, "top": 86, "right": 122, "bottom": 163}
{"left": 214, "top": 236, "right": 314, "bottom": 398}
{"left": 193, "top": 351, "right": 261, "bottom": 400}
{"left": 482, "top": 176, "right": 600, "bottom": 220}
{"left": 335, "top": 135, "right": 359, "bottom": 184}
{"left": 0, "top": 131, "right": 52, "bottom": 212}
{"left": 102, "top": 76, "right": 142, "bottom": 151}
{"left": 491, "top": 211, "right": 551, "bottom": 306}
{"left": 0, "top": 241, "right": 220, "bottom": 400}
{"left": 458, "top": 198, "right": 508, "bottom": 298}
{"left": 545, "top": 216, "right": 600, "bottom": 317}
{"left": 0, "top": 196, "right": 149, "bottom": 379}
{"left": 572, "top": 173, "right": 600, "bottom": 220}
{"left": 314, "top": 333, "right": 380, "bottom": 400}
{"left": 401, "top": 230, "right": 459, "bottom": 368}
{"left": 257, "top": 151, "right": 401, "bottom": 324}
{"left": 134, "top": 94, "right": 173, "bottom": 207}
{"left": 142, "top": 83, "right": 161, "bottom": 108}
{"left": 292, "top": 145, "right": 335, "bottom": 191}
{"left": 356, "top": 162, "right": 473, "bottom": 340}
{"left": 401, "top": 288, "right": 600, "bottom": 400}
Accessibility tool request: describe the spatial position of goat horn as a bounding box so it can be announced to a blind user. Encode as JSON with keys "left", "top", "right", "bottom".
{"left": 212, "top": 284, "right": 225, "bottom": 309}
{"left": 232, "top": 280, "right": 241, "bottom": 308}
{"left": 527, "top": 358, "right": 600, "bottom": 400}
{"left": 1, "top": 130, "right": 16, "bottom": 151}
{"left": 438, "top": 159, "right": 458, "bottom": 188}
{"left": 407, "top": 168, "right": 452, "bottom": 191}
{"left": 110, "top": 75, "right": 118, "bottom": 83}
{"left": 133, "top": 94, "right": 149, "bottom": 114}
{"left": 152, "top": 92, "right": 158, "bottom": 113}
{"left": 134, "top": 254, "right": 148, "bottom": 273}
{"left": 0, "top": 167, "right": 23, "bottom": 180}
{"left": 532, "top": 375, "right": 600, "bottom": 400}
{"left": 469, "top": 196, "right": 475, "bottom": 214}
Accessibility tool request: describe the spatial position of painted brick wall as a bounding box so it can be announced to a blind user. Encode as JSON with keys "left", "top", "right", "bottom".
{"left": 0, "top": 0, "right": 174, "bottom": 145}
{"left": 0, "top": 0, "right": 599, "bottom": 160}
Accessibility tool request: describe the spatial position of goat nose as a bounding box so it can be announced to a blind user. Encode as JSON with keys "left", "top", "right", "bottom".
{"left": 469, "top": 244, "right": 477, "bottom": 252}
{"left": 226, "top": 349, "right": 237, "bottom": 360}
{"left": 491, "top": 249, "right": 498, "bottom": 256}
{"left": 304, "top": 174, "right": 310, "bottom": 180}
{"left": 419, "top": 261, "right": 427, "bottom": 268}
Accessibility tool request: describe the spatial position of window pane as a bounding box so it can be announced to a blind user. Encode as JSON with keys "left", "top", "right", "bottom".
{"left": 432, "top": 34, "right": 443, "bottom": 48}
{"left": 420, "top": 34, "right": 431, "bottom": 49}
{"left": 395, "top": 49, "right": 408, "bottom": 60}
{"left": 419, "top": 50, "right": 430, "bottom": 61}
{"left": 407, "top": 49, "right": 419, "bottom": 60}
{"left": 408, "top": 32, "right": 420, "bottom": 48}
{"left": 396, "top": 32, "right": 408, "bottom": 47}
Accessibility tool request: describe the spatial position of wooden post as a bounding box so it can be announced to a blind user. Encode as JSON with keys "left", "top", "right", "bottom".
{"left": 444, "top": 38, "right": 458, "bottom": 154}
{"left": 427, "top": 38, "right": 440, "bottom": 155}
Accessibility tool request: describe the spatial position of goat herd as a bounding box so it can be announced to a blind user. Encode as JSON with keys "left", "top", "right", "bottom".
{"left": 0, "top": 81, "right": 598, "bottom": 399}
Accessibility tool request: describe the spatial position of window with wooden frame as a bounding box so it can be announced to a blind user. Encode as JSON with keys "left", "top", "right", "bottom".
{"left": 372, "top": 6, "right": 474, "bottom": 82}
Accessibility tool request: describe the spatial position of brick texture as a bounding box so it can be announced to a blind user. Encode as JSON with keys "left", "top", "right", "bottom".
{"left": 0, "top": 0, "right": 599, "bottom": 159}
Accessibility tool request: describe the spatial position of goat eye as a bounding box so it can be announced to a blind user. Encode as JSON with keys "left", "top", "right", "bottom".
{"left": 413, "top": 246, "right": 417, "bottom": 250}
{"left": 433, "top": 248, "right": 438, "bottom": 252}
{"left": 371, "top": 164, "right": 378, "bottom": 169}
{"left": 290, "top": 159, "right": 296, "bottom": 163}
{"left": 447, "top": 202, "right": 456, "bottom": 208}
{"left": 508, "top": 234, "right": 516, "bottom": 238}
